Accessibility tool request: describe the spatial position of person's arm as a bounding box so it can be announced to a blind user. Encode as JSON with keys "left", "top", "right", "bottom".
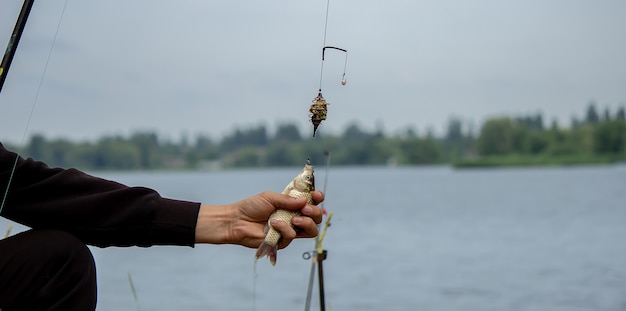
{"left": 1, "top": 143, "right": 322, "bottom": 248}
{"left": 0, "top": 143, "right": 200, "bottom": 247}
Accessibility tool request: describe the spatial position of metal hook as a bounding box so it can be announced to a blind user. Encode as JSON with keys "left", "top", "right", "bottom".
{"left": 321, "top": 46, "right": 348, "bottom": 86}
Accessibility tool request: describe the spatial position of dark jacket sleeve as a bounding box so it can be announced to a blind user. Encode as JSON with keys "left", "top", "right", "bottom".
{"left": 0, "top": 143, "right": 201, "bottom": 247}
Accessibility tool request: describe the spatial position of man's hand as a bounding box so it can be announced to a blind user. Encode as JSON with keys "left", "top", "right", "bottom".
{"left": 195, "top": 191, "right": 324, "bottom": 249}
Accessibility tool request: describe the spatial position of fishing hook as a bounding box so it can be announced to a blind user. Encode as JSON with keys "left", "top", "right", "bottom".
{"left": 321, "top": 46, "right": 348, "bottom": 86}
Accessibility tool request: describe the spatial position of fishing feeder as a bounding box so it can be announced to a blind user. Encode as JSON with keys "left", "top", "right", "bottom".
{"left": 309, "top": 91, "right": 329, "bottom": 137}
{"left": 309, "top": 45, "right": 347, "bottom": 137}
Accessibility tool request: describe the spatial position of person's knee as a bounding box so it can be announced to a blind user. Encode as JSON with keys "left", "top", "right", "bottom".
{"left": 37, "top": 229, "right": 94, "bottom": 267}
{"left": 0, "top": 229, "right": 97, "bottom": 310}
{"left": 7, "top": 229, "right": 94, "bottom": 273}
{"left": 34, "top": 230, "right": 97, "bottom": 309}
{"left": 35, "top": 229, "right": 96, "bottom": 286}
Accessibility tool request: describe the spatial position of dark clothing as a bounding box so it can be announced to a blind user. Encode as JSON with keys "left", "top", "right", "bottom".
{"left": 0, "top": 229, "right": 97, "bottom": 310}
{"left": 0, "top": 143, "right": 202, "bottom": 309}
{"left": 0, "top": 143, "right": 201, "bottom": 247}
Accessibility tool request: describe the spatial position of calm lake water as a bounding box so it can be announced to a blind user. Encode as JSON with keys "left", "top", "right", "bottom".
{"left": 3, "top": 164, "right": 626, "bottom": 310}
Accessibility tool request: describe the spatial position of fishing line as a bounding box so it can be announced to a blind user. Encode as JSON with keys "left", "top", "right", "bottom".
{"left": 0, "top": 0, "right": 70, "bottom": 214}
{"left": 252, "top": 259, "right": 258, "bottom": 311}
{"left": 317, "top": 0, "right": 330, "bottom": 91}
{"left": 317, "top": 0, "right": 348, "bottom": 90}
{"left": 303, "top": 0, "right": 345, "bottom": 304}
{"left": 309, "top": 0, "right": 347, "bottom": 137}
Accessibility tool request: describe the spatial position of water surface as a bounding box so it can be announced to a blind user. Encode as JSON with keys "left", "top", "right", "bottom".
{"left": 4, "top": 165, "right": 626, "bottom": 310}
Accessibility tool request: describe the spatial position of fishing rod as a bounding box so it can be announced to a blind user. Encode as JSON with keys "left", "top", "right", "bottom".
{"left": 302, "top": 220, "right": 333, "bottom": 311}
{"left": 0, "top": 0, "right": 35, "bottom": 95}
{"left": 303, "top": 150, "right": 332, "bottom": 311}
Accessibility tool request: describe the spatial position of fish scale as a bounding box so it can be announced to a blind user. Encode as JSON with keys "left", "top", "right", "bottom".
{"left": 262, "top": 210, "right": 300, "bottom": 246}
{"left": 255, "top": 163, "right": 315, "bottom": 265}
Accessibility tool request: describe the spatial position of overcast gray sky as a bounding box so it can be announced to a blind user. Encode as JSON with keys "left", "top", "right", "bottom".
{"left": 1, "top": 0, "right": 625, "bottom": 144}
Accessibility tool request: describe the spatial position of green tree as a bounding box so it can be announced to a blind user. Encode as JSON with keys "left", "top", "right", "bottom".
{"left": 515, "top": 114, "right": 544, "bottom": 130}
{"left": 341, "top": 123, "right": 373, "bottom": 142}
{"left": 47, "top": 139, "right": 74, "bottom": 168}
{"left": 27, "top": 134, "right": 47, "bottom": 160}
{"left": 401, "top": 136, "right": 442, "bottom": 164}
{"left": 435, "top": 118, "right": 472, "bottom": 161}
{"left": 546, "top": 125, "right": 575, "bottom": 155}
{"left": 266, "top": 143, "right": 301, "bottom": 166}
{"left": 91, "top": 137, "right": 141, "bottom": 170}
{"left": 522, "top": 130, "right": 549, "bottom": 154}
{"left": 274, "top": 123, "right": 302, "bottom": 142}
{"left": 477, "top": 117, "right": 517, "bottom": 156}
{"left": 220, "top": 125, "right": 268, "bottom": 151}
{"left": 616, "top": 106, "right": 625, "bottom": 121}
{"left": 572, "top": 125, "right": 595, "bottom": 154}
{"left": 585, "top": 101, "right": 600, "bottom": 125}
{"left": 129, "top": 132, "right": 161, "bottom": 169}
{"left": 194, "top": 135, "right": 220, "bottom": 159}
{"left": 232, "top": 147, "right": 262, "bottom": 167}
{"left": 593, "top": 120, "right": 626, "bottom": 154}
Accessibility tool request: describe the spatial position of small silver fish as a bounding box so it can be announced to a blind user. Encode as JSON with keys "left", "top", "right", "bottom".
{"left": 255, "top": 162, "right": 315, "bottom": 266}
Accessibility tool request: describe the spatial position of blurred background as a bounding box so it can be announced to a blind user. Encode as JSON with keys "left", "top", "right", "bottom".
{"left": 1, "top": 0, "right": 625, "bottom": 148}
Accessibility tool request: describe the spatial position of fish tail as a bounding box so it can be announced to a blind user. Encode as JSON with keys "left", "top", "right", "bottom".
{"left": 255, "top": 242, "right": 278, "bottom": 266}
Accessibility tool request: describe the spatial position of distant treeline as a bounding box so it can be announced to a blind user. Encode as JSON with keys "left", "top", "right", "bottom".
{"left": 5, "top": 102, "right": 626, "bottom": 170}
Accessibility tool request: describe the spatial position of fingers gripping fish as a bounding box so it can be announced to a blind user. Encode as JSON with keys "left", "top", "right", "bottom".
{"left": 255, "top": 162, "right": 315, "bottom": 266}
